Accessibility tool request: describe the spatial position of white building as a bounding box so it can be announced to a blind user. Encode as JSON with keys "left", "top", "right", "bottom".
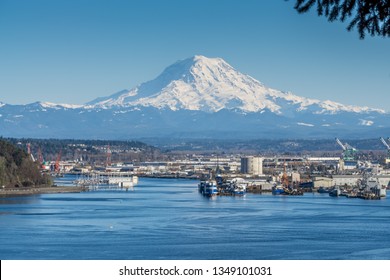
{"left": 332, "top": 175, "right": 361, "bottom": 187}
{"left": 375, "top": 175, "right": 390, "bottom": 187}
{"left": 240, "top": 156, "right": 263, "bottom": 175}
{"left": 338, "top": 160, "right": 358, "bottom": 171}
{"left": 313, "top": 176, "right": 334, "bottom": 188}
{"left": 332, "top": 174, "right": 390, "bottom": 188}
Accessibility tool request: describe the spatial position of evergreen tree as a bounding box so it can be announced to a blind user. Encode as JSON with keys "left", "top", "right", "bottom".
{"left": 0, "top": 139, "right": 49, "bottom": 188}
{"left": 294, "top": 0, "right": 390, "bottom": 38}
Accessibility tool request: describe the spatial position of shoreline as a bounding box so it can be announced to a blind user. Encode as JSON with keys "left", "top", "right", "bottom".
{"left": 0, "top": 186, "right": 87, "bottom": 197}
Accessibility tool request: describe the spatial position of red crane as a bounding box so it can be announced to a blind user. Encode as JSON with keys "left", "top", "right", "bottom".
{"left": 26, "top": 143, "right": 35, "bottom": 161}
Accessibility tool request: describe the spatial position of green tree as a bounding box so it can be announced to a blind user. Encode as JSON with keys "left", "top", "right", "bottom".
{"left": 0, "top": 139, "right": 49, "bottom": 188}
{"left": 0, "top": 156, "right": 6, "bottom": 187}
{"left": 293, "top": 0, "right": 390, "bottom": 38}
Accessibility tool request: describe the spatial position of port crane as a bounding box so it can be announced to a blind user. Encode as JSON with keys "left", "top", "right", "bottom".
{"left": 106, "top": 145, "right": 112, "bottom": 167}
{"left": 37, "top": 147, "right": 44, "bottom": 165}
{"left": 26, "top": 143, "right": 35, "bottom": 161}
{"left": 335, "top": 138, "right": 357, "bottom": 161}
{"left": 380, "top": 137, "right": 390, "bottom": 163}
{"left": 54, "top": 150, "right": 62, "bottom": 174}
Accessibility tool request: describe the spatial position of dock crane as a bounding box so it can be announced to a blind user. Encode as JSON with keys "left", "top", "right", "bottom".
{"left": 37, "top": 147, "right": 44, "bottom": 165}
{"left": 106, "top": 145, "right": 112, "bottom": 167}
{"left": 26, "top": 143, "right": 35, "bottom": 161}
{"left": 380, "top": 137, "right": 390, "bottom": 164}
{"left": 54, "top": 150, "right": 62, "bottom": 174}
{"left": 335, "top": 138, "right": 357, "bottom": 161}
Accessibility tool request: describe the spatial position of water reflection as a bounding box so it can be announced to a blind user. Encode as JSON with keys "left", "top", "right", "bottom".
{"left": 0, "top": 195, "right": 40, "bottom": 205}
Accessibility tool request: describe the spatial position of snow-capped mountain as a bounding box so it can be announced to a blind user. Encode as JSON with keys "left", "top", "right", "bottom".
{"left": 0, "top": 55, "right": 389, "bottom": 139}
{"left": 87, "top": 55, "right": 384, "bottom": 115}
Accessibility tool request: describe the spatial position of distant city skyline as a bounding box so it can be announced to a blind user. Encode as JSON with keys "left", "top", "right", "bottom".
{"left": 0, "top": 0, "right": 389, "bottom": 110}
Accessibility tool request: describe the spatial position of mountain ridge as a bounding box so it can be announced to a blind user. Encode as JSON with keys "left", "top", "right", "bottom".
{"left": 0, "top": 55, "right": 388, "bottom": 139}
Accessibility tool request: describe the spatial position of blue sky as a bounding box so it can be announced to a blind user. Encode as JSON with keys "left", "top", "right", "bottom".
{"left": 0, "top": 0, "right": 389, "bottom": 110}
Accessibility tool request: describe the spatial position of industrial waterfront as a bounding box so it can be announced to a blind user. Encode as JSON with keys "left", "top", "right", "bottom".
{"left": 39, "top": 138, "right": 390, "bottom": 200}
{"left": 1, "top": 177, "right": 390, "bottom": 260}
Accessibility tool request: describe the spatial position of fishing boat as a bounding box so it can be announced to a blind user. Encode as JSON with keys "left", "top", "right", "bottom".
{"left": 329, "top": 186, "right": 341, "bottom": 197}
{"left": 231, "top": 178, "right": 247, "bottom": 196}
{"left": 198, "top": 180, "right": 218, "bottom": 197}
{"left": 317, "top": 187, "right": 331, "bottom": 193}
{"left": 233, "top": 184, "right": 246, "bottom": 195}
{"left": 272, "top": 184, "right": 285, "bottom": 195}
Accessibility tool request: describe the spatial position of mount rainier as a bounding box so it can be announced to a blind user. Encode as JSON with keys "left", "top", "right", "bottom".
{"left": 0, "top": 55, "right": 388, "bottom": 139}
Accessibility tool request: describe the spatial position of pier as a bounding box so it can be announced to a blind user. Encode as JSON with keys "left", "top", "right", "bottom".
{"left": 72, "top": 173, "right": 139, "bottom": 191}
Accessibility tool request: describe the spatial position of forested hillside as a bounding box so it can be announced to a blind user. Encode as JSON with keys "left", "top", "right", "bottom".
{"left": 0, "top": 139, "right": 50, "bottom": 188}
{"left": 5, "top": 138, "right": 161, "bottom": 164}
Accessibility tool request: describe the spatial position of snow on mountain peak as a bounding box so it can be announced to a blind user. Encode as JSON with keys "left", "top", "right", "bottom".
{"left": 40, "top": 102, "right": 84, "bottom": 109}
{"left": 89, "top": 55, "right": 279, "bottom": 113}
{"left": 88, "top": 55, "right": 385, "bottom": 115}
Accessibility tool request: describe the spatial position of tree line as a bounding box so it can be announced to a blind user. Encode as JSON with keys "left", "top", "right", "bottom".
{"left": 3, "top": 138, "right": 163, "bottom": 166}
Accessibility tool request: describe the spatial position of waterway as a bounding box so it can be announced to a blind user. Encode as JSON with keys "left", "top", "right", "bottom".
{"left": 1, "top": 176, "right": 390, "bottom": 260}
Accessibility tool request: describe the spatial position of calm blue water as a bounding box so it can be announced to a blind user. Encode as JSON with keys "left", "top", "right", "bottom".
{"left": 1, "top": 176, "right": 390, "bottom": 260}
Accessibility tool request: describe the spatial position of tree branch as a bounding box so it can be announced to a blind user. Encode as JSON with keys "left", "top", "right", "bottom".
{"left": 292, "top": 0, "right": 390, "bottom": 39}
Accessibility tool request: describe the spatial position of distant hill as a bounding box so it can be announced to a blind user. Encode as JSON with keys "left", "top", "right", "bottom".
{"left": 144, "top": 137, "right": 389, "bottom": 156}
{"left": 0, "top": 139, "right": 50, "bottom": 188}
